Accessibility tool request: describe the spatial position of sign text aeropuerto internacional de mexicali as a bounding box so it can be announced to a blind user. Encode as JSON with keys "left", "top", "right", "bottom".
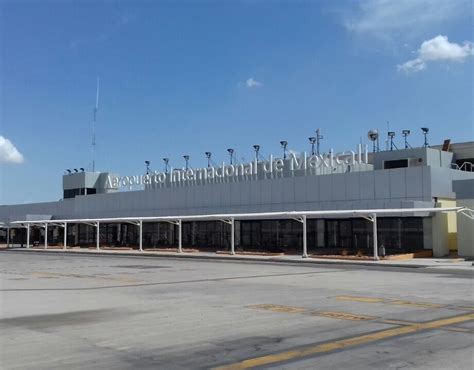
{"left": 106, "top": 144, "right": 369, "bottom": 190}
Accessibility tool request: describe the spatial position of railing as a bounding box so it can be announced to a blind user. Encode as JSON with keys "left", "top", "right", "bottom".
{"left": 451, "top": 162, "right": 474, "bottom": 172}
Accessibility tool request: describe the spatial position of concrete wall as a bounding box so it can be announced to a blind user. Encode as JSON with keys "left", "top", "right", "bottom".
{"left": 0, "top": 166, "right": 441, "bottom": 224}
{"left": 62, "top": 172, "right": 119, "bottom": 194}
{"left": 371, "top": 148, "right": 453, "bottom": 170}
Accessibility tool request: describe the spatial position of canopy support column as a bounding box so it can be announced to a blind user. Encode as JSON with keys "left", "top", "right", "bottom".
{"left": 178, "top": 220, "right": 182, "bottom": 253}
{"left": 44, "top": 223, "right": 48, "bottom": 249}
{"left": 231, "top": 217, "right": 235, "bottom": 255}
{"left": 372, "top": 213, "right": 378, "bottom": 260}
{"left": 63, "top": 222, "right": 67, "bottom": 250}
{"left": 6, "top": 227, "right": 10, "bottom": 248}
{"left": 139, "top": 220, "right": 143, "bottom": 252}
{"left": 291, "top": 216, "right": 308, "bottom": 258}
{"left": 221, "top": 218, "right": 236, "bottom": 255}
{"left": 96, "top": 222, "right": 100, "bottom": 251}
{"left": 302, "top": 215, "right": 308, "bottom": 258}
{"left": 26, "top": 224, "right": 30, "bottom": 249}
{"left": 361, "top": 214, "right": 379, "bottom": 260}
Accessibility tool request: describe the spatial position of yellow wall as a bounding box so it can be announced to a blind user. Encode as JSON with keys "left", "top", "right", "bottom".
{"left": 438, "top": 198, "right": 458, "bottom": 252}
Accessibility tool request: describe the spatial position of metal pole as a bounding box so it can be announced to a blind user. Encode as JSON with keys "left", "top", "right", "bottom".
{"left": 302, "top": 215, "right": 308, "bottom": 258}
{"left": 178, "top": 220, "right": 182, "bottom": 253}
{"left": 96, "top": 222, "right": 100, "bottom": 251}
{"left": 230, "top": 217, "right": 235, "bottom": 255}
{"left": 6, "top": 227, "right": 10, "bottom": 248}
{"left": 139, "top": 220, "right": 143, "bottom": 252}
{"left": 26, "top": 224, "right": 30, "bottom": 249}
{"left": 44, "top": 223, "right": 48, "bottom": 249}
{"left": 372, "top": 213, "right": 379, "bottom": 260}
{"left": 63, "top": 222, "right": 67, "bottom": 250}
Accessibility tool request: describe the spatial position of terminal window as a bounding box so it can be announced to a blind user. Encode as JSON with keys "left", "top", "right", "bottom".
{"left": 64, "top": 188, "right": 97, "bottom": 199}
{"left": 384, "top": 159, "right": 409, "bottom": 169}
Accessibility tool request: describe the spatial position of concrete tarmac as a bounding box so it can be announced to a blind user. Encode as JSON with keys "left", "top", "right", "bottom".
{"left": 0, "top": 251, "right": 473, "bottom": 369}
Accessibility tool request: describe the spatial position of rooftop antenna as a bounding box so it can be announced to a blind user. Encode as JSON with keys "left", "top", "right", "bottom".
{"left": 92, "top": 76, "right": 100, "bottom": 172}
{"left": 385, "top": 121, "right": 390, "bottom": 151}
{"left": 163, "top": 158, "right": 169, "bottom": 173}
{"left": 315, "top": 128, "right": 323, "bottom": 155}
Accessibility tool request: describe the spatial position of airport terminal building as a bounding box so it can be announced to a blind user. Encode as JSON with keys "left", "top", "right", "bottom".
{"left": 1, "top": 140, "right": 473, "bottom": 258}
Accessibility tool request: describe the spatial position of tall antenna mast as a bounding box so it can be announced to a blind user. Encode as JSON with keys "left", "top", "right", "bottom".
{"left": 92, "top": 76, "right": 100, "bottom": 172}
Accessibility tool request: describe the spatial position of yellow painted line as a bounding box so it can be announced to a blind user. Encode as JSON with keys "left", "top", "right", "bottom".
{"left": 335, "top": 295, "right": 446, "bottom": 309}
{"left": 248, "top": 304, "right": 307, "bottom": 314}
{"left": 389, "top": 300, "right": 445, "bottom": 309}
{"left": 380, "top": 319, "right": 415, "bottom": 326}
{"left": 31, "top": 271, "right": 141, "bottom": 283}
{"left": 310, "top": 311, "right": 375, "bottom": 321}
{"left": 213, "top": 313, "right": 474, "bottom": 370}
{"left": 335, "top": 296, "right": 385, "bottom": 303}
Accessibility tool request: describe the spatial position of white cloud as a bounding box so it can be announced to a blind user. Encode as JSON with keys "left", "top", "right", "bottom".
{"left": 344, "top": 0, "right": 469, "bottom": 37}
{"left": 245, "top": 78, "right": 263, "bottom": 88}
{"left": 0, "top": 136, "right": 24, "bottom": 164}
{"left": 398, "top": 35, "right": 473, "bottom": 73}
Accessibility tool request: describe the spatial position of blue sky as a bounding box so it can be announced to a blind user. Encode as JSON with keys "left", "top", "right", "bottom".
{"left": 1, "top": 0, "right": 473, "bottom": 204}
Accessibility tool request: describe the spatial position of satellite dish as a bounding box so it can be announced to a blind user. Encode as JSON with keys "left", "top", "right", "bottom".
{"left": 368, "top": 129, "right": 379, "bottom": 142}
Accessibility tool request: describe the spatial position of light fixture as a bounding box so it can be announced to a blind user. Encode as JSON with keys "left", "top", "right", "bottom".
{"left": 421, "top": 127, "right": 429, "bottom": 148}
{"left": 163, "top": 158, "right": 170, "bottom": 173}
{"left": 145, "top": 160, "right": 150, "bottom": 174}
{"left": 80, "top": 168, "right": 85, "bottom": 172}
{"left": 227, "top": 148, "right": 234, "bottom": 164}
{"left": 205, "top": 152, "right": 212, "bottom": 167}
{"left": 183, "top": 155, "right": 190, "bottom": 170}
{"left": 387, "top": 132, "right": 397, "bottom": 151}
{"left": 253, "top": 145, "right": 260, "bottom": 161}
{"left": 308, "top": 137, "right": 316, "bottom": 155}
{"left": 280, "top": 141, "right": 288, "bottom": 160}
{"left": 402, "top": 130, "right": 411, "bottom": 149}
{"left": 66, "top": 169, "right": 71, "bottom": 174}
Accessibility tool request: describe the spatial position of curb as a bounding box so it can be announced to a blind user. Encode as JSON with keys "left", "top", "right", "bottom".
{"left": 0, "top": 248, "right": 430, "bottom": 269}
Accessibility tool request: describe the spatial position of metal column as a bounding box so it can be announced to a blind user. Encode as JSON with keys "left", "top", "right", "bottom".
{"left": 26, "top": 224, "right": 30, "bottom": 249}
{"left": 6, "top": 227, "right": 10, "bottom": 248}
{"left": 178, "top": 220, "right": 182, "bottom": 253}
{"left": 63, "top": 222, "right": 67, "bottom": 250}
{"left": 44, "top": 223, "right": 48, "bottom": 249}
{"left": 230, "top": 217, "right": 235, "bottom": 255}
{"left": 302, "top": 215, "right": 308, "bottom": 258}
{"left": 139, "top": 220, "right": 143, "bottom": 252}
{"left": 291, "top": 216, "right": 308, "bottom": 258}
{"left": 372, "top": 213, "right": 379, "bottom": 260}
{"left": 96, "top": 222, "right": 100, "bottom": 251}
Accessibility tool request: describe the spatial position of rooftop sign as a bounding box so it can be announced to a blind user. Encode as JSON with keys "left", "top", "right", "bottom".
{"left": 106, "top": 144, "right": 369, "bottom": 190}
